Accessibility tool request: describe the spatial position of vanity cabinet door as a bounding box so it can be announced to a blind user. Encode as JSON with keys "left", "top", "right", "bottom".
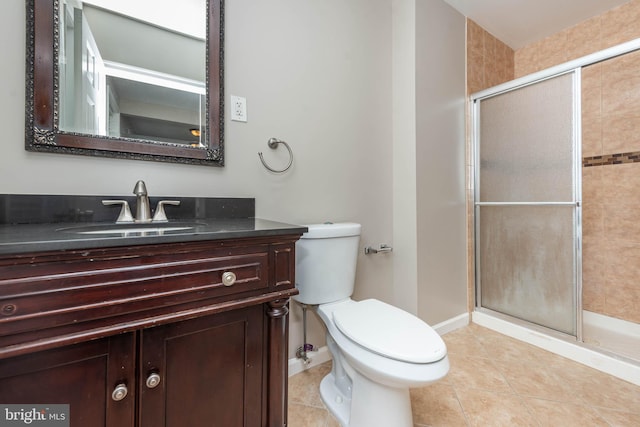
{"left": 0, "top": 333, "right": 136, "bottom": 427}
{"left": 138, "top": 305, "right": 264, "bottom": 427}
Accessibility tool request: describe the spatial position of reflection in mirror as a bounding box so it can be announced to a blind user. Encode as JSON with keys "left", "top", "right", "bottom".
{"left": 59, "top": 1, "right": 206, "bottom": 146}
{"left": 26, "top": 0, "right": 223, "bottom": 166}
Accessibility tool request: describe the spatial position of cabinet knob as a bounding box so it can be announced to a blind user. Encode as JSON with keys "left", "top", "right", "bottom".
{"left": 146, "top": 372, "right": 161, "bottom": 389}
{"left": 111, "top": 383, "right": 128, "bottom": 401}
{"left": 222, "top": 271, "right": 236, "bottom": 287}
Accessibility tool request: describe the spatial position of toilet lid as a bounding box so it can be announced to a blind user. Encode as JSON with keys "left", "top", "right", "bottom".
{"left": 332, "top": 299, "right": 446, "bottom": 363}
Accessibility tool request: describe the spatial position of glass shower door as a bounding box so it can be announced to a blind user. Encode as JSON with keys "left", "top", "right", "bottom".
{"left": 474, "top": 72, "right": 580, "bottom": 336}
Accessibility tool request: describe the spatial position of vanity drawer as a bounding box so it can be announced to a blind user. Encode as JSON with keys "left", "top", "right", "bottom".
{"left": 0, "top": 243, "right": 270, "bottom": 339}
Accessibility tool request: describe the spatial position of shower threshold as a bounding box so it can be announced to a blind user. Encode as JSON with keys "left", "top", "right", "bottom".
{"left": 582, "top": 310, "right": 640, "bottom": 363}
{"left": 472, "top": 310, "right": 640, "bottom": 387}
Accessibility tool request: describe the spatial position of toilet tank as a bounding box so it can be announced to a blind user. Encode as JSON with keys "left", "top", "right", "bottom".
{"left": 295, "top": 223, "right": 361, "bottom": 305}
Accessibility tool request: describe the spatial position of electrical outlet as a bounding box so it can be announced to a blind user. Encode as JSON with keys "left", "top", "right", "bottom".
{"left": 230, "top": 95, "right": 247, "bottom": 122}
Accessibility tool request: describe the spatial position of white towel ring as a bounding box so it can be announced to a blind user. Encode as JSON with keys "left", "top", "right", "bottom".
{"left": 258, "top": 138, "right": 294, "bottom": 173}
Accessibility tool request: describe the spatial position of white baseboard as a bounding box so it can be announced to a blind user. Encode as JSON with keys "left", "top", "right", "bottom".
{"left": 433, "top": 312, "right": 470, "bottom": 335}
{"left": 288, "top": 346, "right": 333, "bottom": 377}
{"left": 287, "top": 312, "right": 469, "bottom": 377}
{"left": 473, "top": 311, "right": 640, "bottom": 386}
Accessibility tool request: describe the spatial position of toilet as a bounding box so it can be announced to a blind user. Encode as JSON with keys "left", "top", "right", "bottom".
{"left": 295, "top": 223, "right": 449, "bottom": 427}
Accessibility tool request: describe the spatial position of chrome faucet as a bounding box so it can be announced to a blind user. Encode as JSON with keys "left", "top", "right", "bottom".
{"left": 133, "top": 180, "right": 152, "bottom": 223}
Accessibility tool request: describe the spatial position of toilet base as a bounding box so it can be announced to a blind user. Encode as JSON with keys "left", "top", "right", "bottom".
{"left": 319, "top": 369, "right": 413, "bottom": 427}
{"left": 320, "top": 373, "right": 351, "bottom": 427}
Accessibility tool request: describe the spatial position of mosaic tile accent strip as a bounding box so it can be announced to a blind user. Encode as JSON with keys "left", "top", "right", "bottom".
{"left": 583, "top": 151, "right": 640, "bottom": 167}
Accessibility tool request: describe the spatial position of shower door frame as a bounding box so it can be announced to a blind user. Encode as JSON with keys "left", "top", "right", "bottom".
{"left": 471, "top": 37, "right": 640, "bottom": 342}
{"left": 472, "top": 69, "right": 583, "bottom": 340}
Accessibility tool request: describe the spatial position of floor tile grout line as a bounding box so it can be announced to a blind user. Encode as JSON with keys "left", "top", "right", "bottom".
{"left": 474, "top": 332, "right": 531, "bottom": 402}
{"left": 289, "top": 400, "right": 328, "bottom": 410}
{"left": 450, "top": 385, "right": 474, "bottom": 426}
{"left": 590, "top": 404, "right": 617, "bottom": 427}
{"left": 513, "top": 392, "right": 545, "bottom": 427}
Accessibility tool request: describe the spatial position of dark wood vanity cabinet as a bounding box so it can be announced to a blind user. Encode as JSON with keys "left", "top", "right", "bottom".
{"left": 0, "top": 333, "right": 135, "bottom": 426}
{"left": 0, "top": 234, "right": 300, "bottom": 427}
{"left": 138, "top": 305, "right": 264, "bottom": 427}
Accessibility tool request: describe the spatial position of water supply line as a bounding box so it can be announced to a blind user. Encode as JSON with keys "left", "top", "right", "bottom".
{"left": 295, "top": 303, "right": 315, "bottom": 365}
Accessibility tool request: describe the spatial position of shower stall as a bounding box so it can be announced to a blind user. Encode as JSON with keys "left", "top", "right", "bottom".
{"left": 472, "top": 39, "right": 640, "bottom": 369}
{"left": 474, "top": 71, "right": 581, "bottom": 338}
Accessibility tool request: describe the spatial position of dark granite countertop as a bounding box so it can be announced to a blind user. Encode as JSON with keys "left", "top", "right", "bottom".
{"left": 0, "top": 218, "right": 308, "bottom": 255}
{"left": 0, "top": 194, "right": 307, "bottom": 255}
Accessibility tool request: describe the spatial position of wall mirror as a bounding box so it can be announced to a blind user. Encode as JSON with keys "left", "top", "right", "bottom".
{"left": 26, "top": 0, "right": 224, "bottom": 166}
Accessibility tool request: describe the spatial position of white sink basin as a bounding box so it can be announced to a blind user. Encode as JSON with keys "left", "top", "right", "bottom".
{"left": 57, "top": 222, "right": 203, "bottom": 236}
{"left": 76, "top": 226, "right": 194, "bottom": 235}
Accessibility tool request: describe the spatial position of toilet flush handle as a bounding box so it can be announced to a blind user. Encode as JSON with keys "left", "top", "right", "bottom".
{"left": 364, "top": 244, "right": 393, "bottom": 255}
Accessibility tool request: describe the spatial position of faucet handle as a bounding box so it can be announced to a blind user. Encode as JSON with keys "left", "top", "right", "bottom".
{"left": 133, "top": 180, "right": 148, "bottom": 196}
{"left": 152, "top": 200, "right": 181, "bottom": 222}
{"left": 102, "top": 200, "right": 134, "bottom": 223}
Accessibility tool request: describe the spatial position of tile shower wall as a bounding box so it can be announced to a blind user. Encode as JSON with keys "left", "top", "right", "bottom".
{"left": 466, "top": 20, "right": 514, "bottom": 96}
{"left": 514, "top": 0, "right": 640, "bottom": 78}
{"left": 467, "top": 0, "right": 640, "bottom": 323}
{"left": 581, "top": 51, "right": 640, "bottom": 324}
{"left": 514, "top": 0, "right": 640, "bottom": 324}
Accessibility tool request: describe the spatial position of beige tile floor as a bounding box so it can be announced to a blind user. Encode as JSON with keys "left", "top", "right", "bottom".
{"left": 288, "top": 323, "right": 640, "bottom": 427}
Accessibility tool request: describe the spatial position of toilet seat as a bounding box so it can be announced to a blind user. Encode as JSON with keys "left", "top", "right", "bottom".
{"left": 332, "top": 299, "right": 446, "bottom": 364}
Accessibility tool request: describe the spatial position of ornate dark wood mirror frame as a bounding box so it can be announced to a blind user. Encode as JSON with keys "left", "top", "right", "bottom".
{"left": 25, "top": 0, "right": 224, "bottom": 166}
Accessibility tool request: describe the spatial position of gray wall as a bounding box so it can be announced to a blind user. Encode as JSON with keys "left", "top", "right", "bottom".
{"left": 1, "top": 0, "right": 466, "bottom": 359}
{"left": 416, "top": 0, "right": 468, "bottom": 324}
{"left": 392, "top": 0, "right": 467, "bottom": 324}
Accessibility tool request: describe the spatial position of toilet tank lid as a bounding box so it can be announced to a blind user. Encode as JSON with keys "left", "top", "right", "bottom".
{"left": 301, "top": 222, "right": 361, "bottom": 239}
